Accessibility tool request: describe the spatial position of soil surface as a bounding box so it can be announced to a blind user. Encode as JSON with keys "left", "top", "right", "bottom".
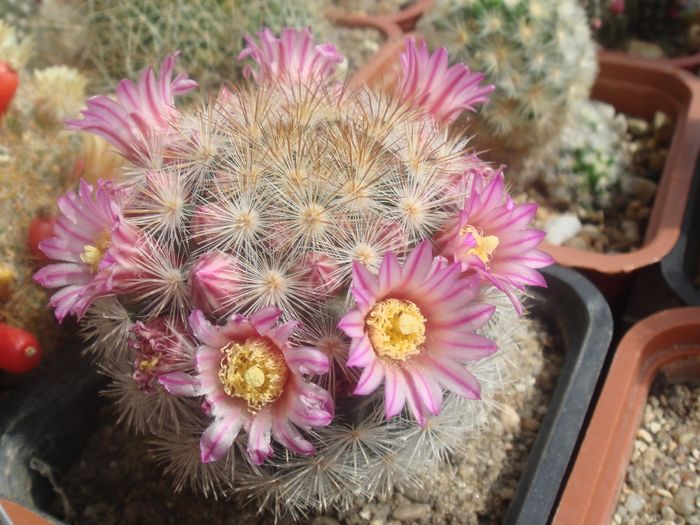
{"left": 614, "top": 377, "right": 700, "bottom": 524}
{"left": 48, "top": 317, "right": 562, "bottom": 525}
{"left": 530, "top": 111, "right": 672, "bottom": 254}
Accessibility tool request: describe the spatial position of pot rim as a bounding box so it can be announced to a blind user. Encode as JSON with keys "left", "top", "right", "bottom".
{"left": 553, "top": 307, "right": 700, "bottom": 525}
{"left": 601, "top": 48, "right": 700, "bottom": 73}
{"left": 327, "top": 7, "right": 406, "bottom": 89}
{"left": 660, "top": 158, "right": 700, "bottom": 305}
{"left": 542, "top": 51, "right": 700, "bottom": 275}
{"left": 325, "top": 0, "right": 434, "bottom": 33}
{"left": 504, "top": 265, "right": 613, "bottom": 525}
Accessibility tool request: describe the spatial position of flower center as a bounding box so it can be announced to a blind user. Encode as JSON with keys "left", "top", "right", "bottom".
{"left": 366, "top": 299, "right": 426, "bottom": 361}
{"left": 218, "top": 338, "right": 288, "bottom": 411}
{"left": 460, "top": 225, "right": 499, "bottom": 265}
{"left": 79, "top": 230, "right": 112, "bottom": 273}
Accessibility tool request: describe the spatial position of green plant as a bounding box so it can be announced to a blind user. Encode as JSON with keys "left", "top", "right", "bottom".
{"left": 421, "top": 0, "right": 598, "bottom": 166}
{"left": 0, "top": 21, "right": 87, "bottom": 354}
{"left": 34, "top": 0, "right": 331, "bottom": 93}
{"left": 521, "top": 99, "right": 629, "bottom": 211}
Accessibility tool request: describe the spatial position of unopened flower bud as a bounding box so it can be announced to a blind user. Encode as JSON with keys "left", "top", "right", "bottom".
{"left": 189, "top": 252, "right": 241, "bottom": 315}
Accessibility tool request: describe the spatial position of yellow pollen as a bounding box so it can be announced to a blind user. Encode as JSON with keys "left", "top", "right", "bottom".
{"left": 460, "top": 225, "right": 499, "bottom": 265}
{"left": 218, "top": 338, "right": 288, "bottom": 411}
{"left": 366, "top": 299, "right": 426, "bottom": 361}
{"left": 138, "top": 356, "right": 160, "bottom": 372}
{"left": 79, "top": 230, "right": 111, "bottom": 273}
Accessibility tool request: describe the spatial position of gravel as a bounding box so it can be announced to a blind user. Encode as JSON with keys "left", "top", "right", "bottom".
{"left": 613, "top": 379, "right": 700, "bottom": 524}
{"left": 530, "top": 111, "right": 672, "bottom": 254}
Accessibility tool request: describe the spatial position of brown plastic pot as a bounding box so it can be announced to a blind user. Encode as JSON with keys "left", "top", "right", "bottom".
{"left": 601, "top": 48, "right": 700, "bottom": 74}
{"left": 326, "top": 0, "right": 434, "bottom": 33}
{"left": 553, "top": 307, "right": 700, "bottom": 525}
{"left": 327, "top": 8, "right": 406, "bottom": 89}
{"left": 542, "top": 51, "right": 700, "bottom": 310}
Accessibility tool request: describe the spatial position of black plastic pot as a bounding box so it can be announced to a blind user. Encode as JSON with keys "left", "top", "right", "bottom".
{"left": 0, "top": 349, "right": 104, "bottom": 517}
{"left": 503, "top": 265, "right": 613, "bottom": 525}
{"left": 661, "top": 159, "right": 700, "bottom": 306}
{"left": 0, "top": 267, "right": 612, "bottom": 525}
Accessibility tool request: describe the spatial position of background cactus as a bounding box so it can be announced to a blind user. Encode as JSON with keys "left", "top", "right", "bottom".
{"left": 0, "top": 20, "right": 87, "bottom": 356}
{"left": 30, "top": 0, "right": 334, "bottom": 93}
{"left": 585, "top": 0, "right": 700, "bottom": 56}
{"left": 520, "top": 99, "right": 630, "bottom": 212}
{"left": 420, "top": 0, "right": 598, "bottom": 169}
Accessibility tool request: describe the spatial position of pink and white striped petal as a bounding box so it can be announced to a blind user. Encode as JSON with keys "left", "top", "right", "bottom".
{"left": 398, "top": 38, "right": 494, "bottom": 126}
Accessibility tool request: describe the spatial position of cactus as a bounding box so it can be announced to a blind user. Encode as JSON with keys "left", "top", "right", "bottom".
{"left": 520, "top": 99, "right": 630, "bottom": 211}
{"left": 0, "top": 20, "right": 89, "bottom": 355}
{"left": 587, "top": 0, "right": 700, "bottom": 56}
{"left": 0, "top": 1, "right": 38, "bottom": 40}
{"left": 581, "top": 0, "right": 628, "bottom": 48}
{"left": 420, "top": 0, "right": 598, "bottom": 168}
{"left": 35, "top": 30, "right": 553, "bottom": 519}
{"left": 31, "top": 0, "right": 333, "bottom": 93}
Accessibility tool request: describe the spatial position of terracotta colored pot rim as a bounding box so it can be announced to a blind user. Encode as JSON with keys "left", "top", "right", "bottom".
{"left": 0, "top": 499, "right": 53, "bottom": 525}
{"left": 327, "top": 8, "right": 407, "bottom": 89}
{"left": 553, "top": 307, "right": 700, "bottom": 525}
{"left": 602, "top": 48, "right": 700, "bottom": 73}
{"left": 542, "top": 51, "right": 700, "bottom": 275}
{"left": 325, "top": 6, "right": 402, "bottom": 40}
{"left": 326, "top": 0, "right": 434, "bottom": 33}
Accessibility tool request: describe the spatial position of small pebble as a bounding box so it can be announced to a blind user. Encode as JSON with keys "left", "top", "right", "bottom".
{"left": 392, "top": 504, "right": 431, "bottom": 521}
{"left": 660, "top": 506, "right": 676, "bottom": 520}
{"left": 626, "top": 39, "right": 666, "bottom": 59}
{"left": 625, "top": 493, "right": 645, "bottom": 515}
{"left": 637, "top": 429, "right": 653, "bottom": 444}
{"left": 543, "top": 213, "right": 582, "bottom": 245}
{"left": 673, "top": 487, "right": 696, "bottom": 517}
{"left": 312, "top": 518, "right": 341, "bottom": 525}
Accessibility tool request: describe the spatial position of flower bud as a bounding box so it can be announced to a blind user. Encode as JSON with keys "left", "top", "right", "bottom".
{"left": 189, "top": 252, "right": 241, "bottom": 315}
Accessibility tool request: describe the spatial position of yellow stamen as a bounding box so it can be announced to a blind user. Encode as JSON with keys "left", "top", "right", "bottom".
{"left": 460, "top": 225, "right": 499, "bottom": 265}
{"left": 218, "top": 338, "right": 288, "bottom": 411}
{"left": 366, "top": 299, "right": 426, "bottom": 361}
{"left": 79, "top": 230, "right": 112, "bottom": 273}
{"left": 138, "top": 356, "right": 160, "bottom": 372}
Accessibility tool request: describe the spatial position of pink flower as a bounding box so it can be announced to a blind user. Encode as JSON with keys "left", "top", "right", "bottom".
{"left": 34, "top": 179, "right": 139, "bottom": 322}
{"left": 189, "top": 252, "right": 242, "bottom": 316}
{"left": 238, "top": 28, "right": 343, "bottom": 85}
{"left": 338, "top": 242, "right": 498, "bottom": 426}
{"left": 436, "top": 172, "right": 553, "bottom": 313}
{"left": 131, "top": 319, "right": 185, "bottom": 395}
{"left": 160, "top": 307, "right": 334, "bottom": 465}
{"left": 398, "top": 38, "right": 494, "bottom": 126}
{"left": 66, "top": 53, "right": 197, "bottom": 164}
